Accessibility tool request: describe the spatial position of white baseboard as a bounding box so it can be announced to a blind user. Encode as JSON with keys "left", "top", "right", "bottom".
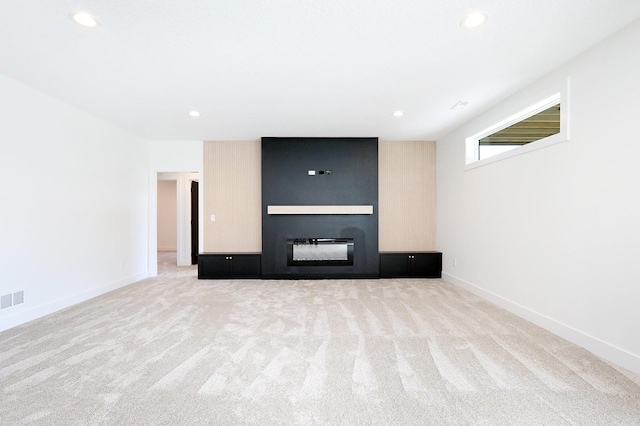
{"left": 0, "top": 272, "right": 148, "bottom": 333}
{"left": 442, "top": 272, "right": 640, "bottom": 375}
{"left": 158, "top": 246, "right": 177, "bottom": 252}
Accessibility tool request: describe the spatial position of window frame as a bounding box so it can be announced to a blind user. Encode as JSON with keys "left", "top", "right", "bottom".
{"left": 464, "top": 85, "right": 569, "bottom": 170}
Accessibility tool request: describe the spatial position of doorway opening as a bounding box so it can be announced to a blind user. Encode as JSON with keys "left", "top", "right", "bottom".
{"left": 156, "top": 172, "right": 199, "bottom": 269}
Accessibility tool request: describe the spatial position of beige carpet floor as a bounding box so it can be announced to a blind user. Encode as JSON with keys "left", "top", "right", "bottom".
{"left": 1, "top": 252, "right": 639, "bottom": 425}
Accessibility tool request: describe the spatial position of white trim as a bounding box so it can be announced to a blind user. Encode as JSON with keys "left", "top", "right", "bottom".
{"left": 157, "top": 246, "right": 177, "bottom": 252}
{"left": 0, "top": 272, "right": 147, "bottom": 333}
{"left": 442, "top": 272, "right": 640, "bottom": 374}
{"left": 148, "top": 171, "right": 158, "bottom": 277}
{"left": 175, "top": 174, "right": 190, "bottom": 266}
{"left": 267, "top": 205, "right": 374, "bottom": 215}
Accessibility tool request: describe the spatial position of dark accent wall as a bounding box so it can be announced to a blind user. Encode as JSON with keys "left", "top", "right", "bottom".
{"left": 261, "top": 137, "right": 379, "bottom": 278}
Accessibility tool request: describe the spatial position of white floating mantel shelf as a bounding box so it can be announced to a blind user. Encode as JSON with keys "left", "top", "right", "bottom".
{"left": 267, "top": 205, "right": 374, "bottom": 215}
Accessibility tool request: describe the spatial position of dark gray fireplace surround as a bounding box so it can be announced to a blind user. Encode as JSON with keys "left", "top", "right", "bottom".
{"left": 261, "top": 137, "right": 379, "bottom": 279}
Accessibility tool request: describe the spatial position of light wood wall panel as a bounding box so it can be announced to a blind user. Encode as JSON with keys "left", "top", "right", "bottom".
{"left": 203, "top": 141, "right": 261, "bottom": 252}
{"left": 203, "top": 140, "right": 434, "bottom": 253}
{"left": 379, "top": 141, "right": 436, "bottom": 251}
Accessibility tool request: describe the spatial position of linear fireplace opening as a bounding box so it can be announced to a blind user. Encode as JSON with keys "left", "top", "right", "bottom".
{"left": 287, "top": 238, "right": 354, "bottom": 266}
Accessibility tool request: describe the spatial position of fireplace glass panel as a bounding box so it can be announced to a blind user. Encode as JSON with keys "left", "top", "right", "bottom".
{"left": 287, "top": 238, "right": 354, "bottom": 266}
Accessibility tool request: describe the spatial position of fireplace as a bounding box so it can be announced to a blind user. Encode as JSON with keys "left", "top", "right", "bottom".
{"left": 262, "top": 137, "right": 379, "bottom": 279}
{"left": 287, "top": 238, "right": 354, "bottom": 266}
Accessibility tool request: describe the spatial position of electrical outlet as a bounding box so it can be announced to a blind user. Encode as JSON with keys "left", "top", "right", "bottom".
{"left": 453, "top": 258, "right": 458, "bottom": 267}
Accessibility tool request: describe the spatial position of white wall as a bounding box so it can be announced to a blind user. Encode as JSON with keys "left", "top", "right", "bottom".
{"left": 437, "top": 19, "right": 640, "bottom": 373}
{"left": 0, "top": 74, "right": 149, "bottom": 332}
{"left": 149, "top": 141, "right": 202, "bottom": 172}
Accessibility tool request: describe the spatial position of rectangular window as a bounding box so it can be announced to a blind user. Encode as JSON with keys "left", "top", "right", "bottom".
{"left": 465, "top": 86, "right": 568, "bottom": 169}
{"left": 478, "top": 103, "right": 560, "bottom": 160}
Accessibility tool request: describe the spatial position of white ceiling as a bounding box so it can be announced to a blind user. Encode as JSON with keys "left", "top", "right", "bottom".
{"left": 2, "top": 1, "right": 640, "bottom": 141}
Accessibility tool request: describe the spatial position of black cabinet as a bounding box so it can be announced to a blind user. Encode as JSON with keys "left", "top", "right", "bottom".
{"left": 198, "top": 253, "right": 261, "bottom": 279}
{"left": 380, "top": 252, "right": 442, "bottom": 278}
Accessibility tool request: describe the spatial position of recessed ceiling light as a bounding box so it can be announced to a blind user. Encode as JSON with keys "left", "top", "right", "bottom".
{"left": 460, "top": 11, "right": 488, "bottom": 29}
{"left": 393, "top": 110, "right": 404, "bottom": 117}
{"left": 70, "top": 11, "right": 100, "bottom": 28}
{"left": 189, "top": 110, "right": 201, "bottom": 117}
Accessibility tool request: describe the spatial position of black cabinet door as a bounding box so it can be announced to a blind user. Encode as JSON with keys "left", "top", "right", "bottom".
{"left": 380, "top": 254, "right": 410, "bottom": 278}
{"left": 410, "top": 253, "right": 442, "bottom": 278}
{"left": 198, "top": 254, "right": 261, "bottom": 279}
{"left": 198, "top": 255, "right": 231, "bottom": 278}
{"left": 230, "top": 255, "right": 261, "bottom": 278}
{"left": 380, "top": 252, "right": 442, "bottom": 278}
